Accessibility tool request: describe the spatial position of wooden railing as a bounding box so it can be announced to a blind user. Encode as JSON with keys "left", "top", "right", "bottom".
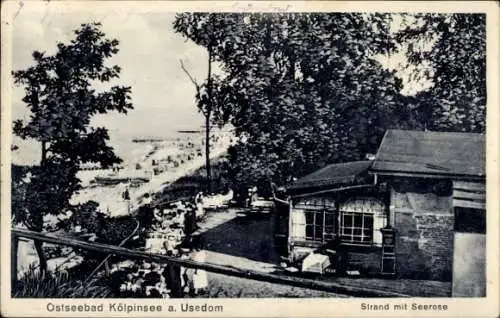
{"left": 11, "top": 228, "right": 410, "bottom": 298}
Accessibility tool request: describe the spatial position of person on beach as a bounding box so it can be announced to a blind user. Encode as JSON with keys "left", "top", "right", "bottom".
{"left": 174, "top": 209, "right": 185, "bottom": 230}
{"left": 179, "top": 253, "right": 194, "bottom": 296}
{"left": 190, "top": 241, "right": 208, "bottom": 295}
{"left": 195, "top": 192, "right": 205, "bottom": 219}
{"left": 184, "top": 204, "right": 196, "bottom": 238}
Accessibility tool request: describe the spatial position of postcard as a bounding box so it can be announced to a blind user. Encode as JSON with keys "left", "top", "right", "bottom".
{"left": 1, "top": 1, "right": 499, "bottom": 317}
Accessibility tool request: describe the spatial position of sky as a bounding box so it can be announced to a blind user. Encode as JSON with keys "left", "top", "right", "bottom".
{"left": 11, "top": 2, "right": 209, "bottom": 139}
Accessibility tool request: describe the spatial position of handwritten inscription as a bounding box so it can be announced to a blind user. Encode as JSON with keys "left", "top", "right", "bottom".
{"left": 231, "top": 2, "right": 292, "bottom": 13}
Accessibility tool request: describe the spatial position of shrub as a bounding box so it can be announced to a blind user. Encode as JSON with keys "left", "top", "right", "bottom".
{"left": 13, "top": 266, "right": 113, "bottom": 298}
{"left": 98, "top": 216, "right": 139, "bottom": 246}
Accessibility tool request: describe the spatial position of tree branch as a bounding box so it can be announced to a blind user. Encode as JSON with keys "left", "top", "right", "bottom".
{"left": 179, "top": 59, "right": 200, "bottom": 93}
{"left": 22, "top": 219, "right": 36, "bottom": 231}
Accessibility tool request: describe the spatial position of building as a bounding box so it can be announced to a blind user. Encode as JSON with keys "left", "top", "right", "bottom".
{"left": 371, "top": 129, "right": 485, "bottom": 296}
{"left": 276, "top": 160, "right": 389, "bottom": 275}
{"left": 276, "top": 130, "right": 485, "bottom": 296}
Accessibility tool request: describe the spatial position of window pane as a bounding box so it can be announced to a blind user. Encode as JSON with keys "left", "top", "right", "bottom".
{"left": 325, "top": 213, "right": 334, "bottom": 226}
{"left": 341, "top": 235, "right": 351, "bottom": 242}
{"left": 344, "top": 214, "right": 353, "bottom": 227}
{"left": 354, "top": 228, "right": 362, "bottom": 237}
{"left": 316, "top": 211, "right": 324, "bottom": 225}
{"left": 315, "top": 226, "right": 323, "bottom": 240}
{"left": 305, "top": 211, "right": 314, "bottom": 225}
{"left": 305, "top": 225, "right": 314, "bottom": 238}
{"left": 354, "top": 215, "right": 362, "bottom": 227}
{"left": 324, "top": 226, "right": 334, "bottom": 234}
{"left": 364, "top": 216, "right": 373, "bottom": 229}
{"left": 342, "top": 228, "right": 353, "bottom": 236}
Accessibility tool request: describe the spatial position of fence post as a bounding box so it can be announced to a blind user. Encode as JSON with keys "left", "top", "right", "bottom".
{"left": 165, "top": 263, "right": 183, "bottom": 298}
{"left": 104, "top": 260, "right": 110, "bottom": 276}
{"left": 11, "top": 234, "right": 19, "bottom": 295}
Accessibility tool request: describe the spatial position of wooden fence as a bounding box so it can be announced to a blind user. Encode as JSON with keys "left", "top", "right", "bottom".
{"left": 11, "top": 228, "right": 410, "bottom": 298}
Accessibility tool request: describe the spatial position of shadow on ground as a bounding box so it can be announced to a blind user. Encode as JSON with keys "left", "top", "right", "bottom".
{"left": 197, "top": 213, "right": 281, "bottom": 264}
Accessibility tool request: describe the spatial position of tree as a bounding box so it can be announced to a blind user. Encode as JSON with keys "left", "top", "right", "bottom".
{"left": 174, "top": 13, "right": 233, "bottom": 194}
{"left": 174, "top": 13, "right": 412, "bottom": 191}
{"left": 12, "top": 22, "right": 133, "bottom": 275}
{"left": 396, "top": 13, "right": 486, "bottom": 133}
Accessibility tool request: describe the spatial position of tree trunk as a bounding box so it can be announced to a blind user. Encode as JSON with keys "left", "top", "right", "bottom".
{"left": 35, "top": 141, "right": 48, "bottom": 276}
{"left": 34, "top": 239, "right": 48, "bottom": 276}
{"left": 205, "top": 114, "right": 211, "bottom": 194}
{"left": 41, "top": 141, "right": 47, "bottom": 165}
{"left": 205, "top": 46, "right": 213, "bottom": 194}
{"left": 11, "top": 235, "right": 19, "bottom": 295}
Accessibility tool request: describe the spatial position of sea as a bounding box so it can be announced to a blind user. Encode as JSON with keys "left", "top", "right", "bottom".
{"left": 11, "top": 130, "right": 205, "bottom": 167}
{"left": 11, "top": 125, "right": 235, "bottom": 169}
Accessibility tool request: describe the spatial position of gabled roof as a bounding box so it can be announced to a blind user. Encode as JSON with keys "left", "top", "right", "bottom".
{"left": 371, "top": 129, "right": 485, "bottom": 179}
{"left": 288, "top": 161, "right": 374, "bottom": 191}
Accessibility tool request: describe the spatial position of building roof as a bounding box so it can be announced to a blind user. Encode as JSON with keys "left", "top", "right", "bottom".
{"left": 288, "top": 161, "right": 374, "bottom": 190}
{"left": 371, "top": 129, "right": 485, "bottom": 179}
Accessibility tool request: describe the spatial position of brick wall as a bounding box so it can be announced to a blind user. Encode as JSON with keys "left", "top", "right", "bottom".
{"left": 414, "top": 213, "right": 454, "bottom": 281}
{"left": 393, "top": 194, "right": 454, "bottom": 281}
{"left": 346, "top": 249, "right": 382, "bottom": 275}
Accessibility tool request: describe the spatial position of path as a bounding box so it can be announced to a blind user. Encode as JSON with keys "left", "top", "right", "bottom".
{"left": 189, "top": 209, "right": 343, "bottom": 297}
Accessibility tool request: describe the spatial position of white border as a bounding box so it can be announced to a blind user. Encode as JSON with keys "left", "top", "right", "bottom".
{"left": 1, "top": 1, "right": 499, "bottom": 317}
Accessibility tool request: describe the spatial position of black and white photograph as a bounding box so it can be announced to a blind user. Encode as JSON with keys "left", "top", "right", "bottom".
{"left": 1, "top": 1, "right": 499, "bottom": 317}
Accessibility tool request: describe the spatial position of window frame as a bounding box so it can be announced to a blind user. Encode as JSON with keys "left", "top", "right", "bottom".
{"left": 339, "top": 211, "right": 374, "bottom": 245}
{"left": 338, "top": 197, "right": 387, "bottom": 246}
{"left": 293, "top": 199, "right": 336, "bottom": 243}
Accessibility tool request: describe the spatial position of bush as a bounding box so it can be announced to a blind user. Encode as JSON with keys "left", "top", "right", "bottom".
{"left": 13, "top": 266, "right": 113, "bottom": 298}
{"left": 98, "top": 216, "right": 139, "bottom": 246}
{"left": 69, "top": 200, "right": 105, "bottom": 234}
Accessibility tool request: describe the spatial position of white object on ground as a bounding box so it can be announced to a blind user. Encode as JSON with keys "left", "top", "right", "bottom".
{"left": 251, "top": 198, "right": 273, "bottom": 208}
{"left": 346, "top": 270, "right": 361, "bottom": 276}
{"left": 301, "top": 253, "right": 331, "bottom": 274}
{"left": 191, "top": 250, "right": 208, "bottom": 290}
{"left": 285, "top": 267, "right": 299, "bottom": 273}
{"left": 202, "top": 190, "right": 234, "bottom": 210}
{"left": 250, "top": 198, "right": 274, "bottom": 213}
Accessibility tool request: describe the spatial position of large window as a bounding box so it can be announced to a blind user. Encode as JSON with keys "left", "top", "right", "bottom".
{"left": 304, "top": 209, "right": 336, "bottom": 241}
{"left": 291, "top": 198, "right": 335, "bottom": 242}
{"left": 340, "top": 212, "right": 374, "bottom": 244}
{"left": 339, "top": 197, "right": 386, "bottom": 245}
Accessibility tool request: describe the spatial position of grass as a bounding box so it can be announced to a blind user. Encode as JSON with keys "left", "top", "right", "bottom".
{"left": 13, "top": 266, "right": 113, "bottom": 298}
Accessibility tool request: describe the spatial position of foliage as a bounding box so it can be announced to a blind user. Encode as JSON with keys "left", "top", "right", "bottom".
{"left": 98, "top": 216, "right": 139, "bottom": 246}
{"left": 12, "top": 22, "right": 133, "bottom": 223}
{"left": 12, "top": 160, "right": 82, "bottom": 233}
{"left": 396, "top": 13, "right": 486, "bottom": 133}
{"left": 68, "top": 200, "right": 106, "bottom": 234}
{"left": 174, "top": 13, "right": 486, "bottom": 190}
{"left": 12, "top": 22, "right": 133, "bottom": 272}
{"left": 174, "top": 13, "right": 413, "bottom": 187}
{"left": 13, "top": 266, "right": 112, "bottom": 298}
